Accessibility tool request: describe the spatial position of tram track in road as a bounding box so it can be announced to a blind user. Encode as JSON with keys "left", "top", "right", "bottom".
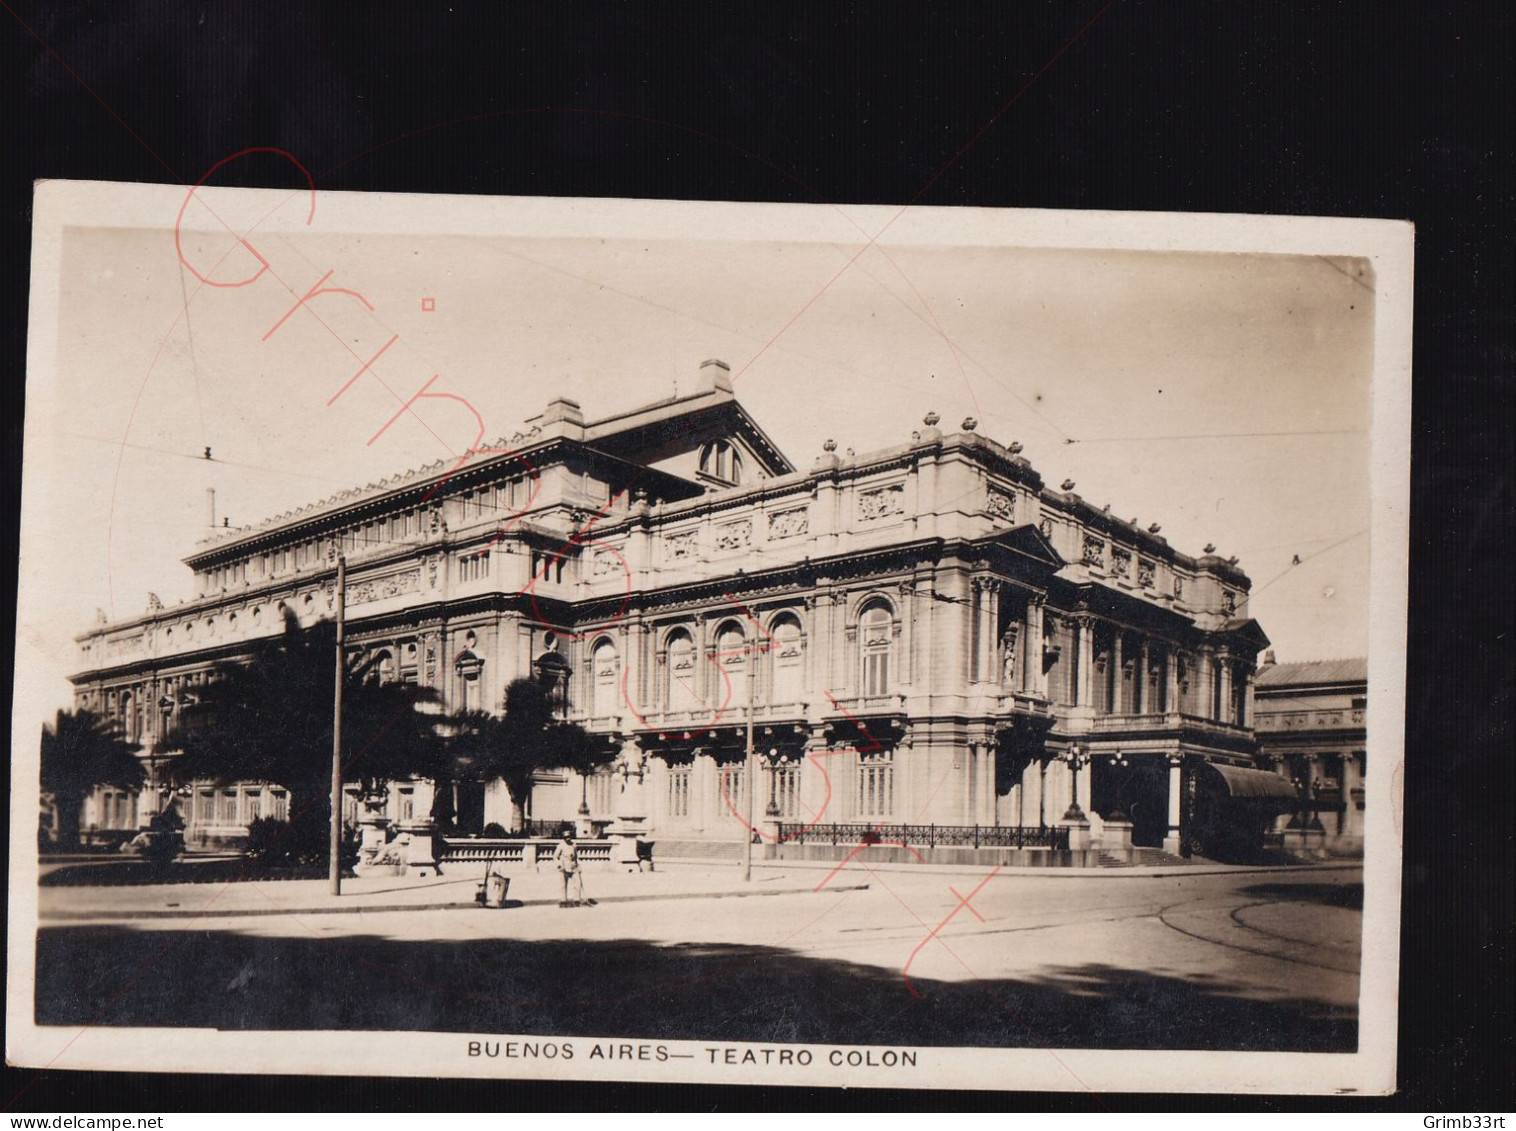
{"left": 1153, "top": 894, "right": 1361, "bottom": 975}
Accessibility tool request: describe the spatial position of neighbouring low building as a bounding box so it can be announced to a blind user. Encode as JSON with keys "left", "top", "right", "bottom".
{"left": 1253, "top": 654, "right": 1368, "bottom": 857}
{"left": 67, "top": 359, "right": 1296, "bottom": 862}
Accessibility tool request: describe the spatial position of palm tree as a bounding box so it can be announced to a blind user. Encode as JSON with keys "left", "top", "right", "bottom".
{"left": 168, "top": 608, "right": 448, "bottom": 840}
{"left": 39, "top": 709, "right": 145, "bottom": 850}
{"left": 450, "top": 678, "right": 608, "bottom": 832}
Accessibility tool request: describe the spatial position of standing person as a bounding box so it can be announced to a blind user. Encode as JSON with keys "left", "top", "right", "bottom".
{"left": 553, "top": 828, "right": 583, "bottom": 907}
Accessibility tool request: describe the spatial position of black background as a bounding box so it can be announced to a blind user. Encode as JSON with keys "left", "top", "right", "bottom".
{"left": 2, "top": 0, "right": 1510, "bottom": 1115}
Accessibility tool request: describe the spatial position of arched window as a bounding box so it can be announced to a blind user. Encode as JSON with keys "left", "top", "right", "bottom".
{"left": 372, "top": 650, "right": 396, "bottom": 685}
{"left": 119, "top": 690, "right": 135, "bottom": 744}
{"left": 591, "top": 638, "right": 619, "bottom": 717}
{"left": 714, "top": 621, "right": 748, "bottom": 709}
{"left": 664, "top": 629, "right": 700, "bottom": 714}
{"left": 698, "top": 440, "right": 743, "bottom": 486}
{"left": 859, "top": 601, "right": 895, "bottom": 697}
{"left": 531, "top": 650, "right": 570, "bottom": 719}
{"left": 769, "top": 614, "right": 805, "bottom": 706}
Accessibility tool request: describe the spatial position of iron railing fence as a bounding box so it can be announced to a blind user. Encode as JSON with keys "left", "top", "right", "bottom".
{"left": 440, "top": 837, "right": 614, "bottom": 867}
{"left": 774, "top": 822, "right": 1069, "bottom": 851}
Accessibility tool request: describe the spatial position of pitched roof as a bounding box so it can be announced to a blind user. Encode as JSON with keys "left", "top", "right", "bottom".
{"left": 1255, "top": 657, "right": 1367, "bottom": 688}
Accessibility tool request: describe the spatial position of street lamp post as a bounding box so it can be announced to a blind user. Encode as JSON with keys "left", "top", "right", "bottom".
{"left": 741, "top": 650, "right": 756, "bottom": 883}
{"left": 1062, "top": 746, "right": 1089, "bottom": 822}
{"left": 329, "top": 551, "right": 346, "bottom": 897}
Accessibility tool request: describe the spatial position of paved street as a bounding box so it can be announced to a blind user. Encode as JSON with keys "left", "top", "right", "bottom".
{"left": 34, "top": 863, "right": 1361, "bottom": 1052}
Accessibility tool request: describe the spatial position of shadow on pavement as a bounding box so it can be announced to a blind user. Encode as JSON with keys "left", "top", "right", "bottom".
{"left": 41, "top": 860, "right": 333, "bottom": 887}
{"left": 1238, "top": 882, "right": 1364, "bottom": 911}
{"left": 36, "top": 924, "right": 1356, "bottom": 1053}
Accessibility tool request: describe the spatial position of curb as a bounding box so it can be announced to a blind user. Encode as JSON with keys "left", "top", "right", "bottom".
{"left": 37, "top": 881, "right": 871, "bottom": 922}
{"left": 743, "top": 859, "right": 1364, "bottom": 879}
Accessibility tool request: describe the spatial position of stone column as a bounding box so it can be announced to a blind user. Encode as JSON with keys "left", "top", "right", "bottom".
{"left": 1217, "top": 653, "right": 1234, "bottom": 724}
{"left": 1343, "top": 751, "right": 1366, "bottom": 847}
{"left": 897, "top": 583, "right": 916, "bottom": 688}
{"left": 968, "top": 578, "right": 983, "bottom": 683}
{"left": 1239, "top": 664, "right": 1256, "bottom": 728}
{"left": 1196, "top": 649, "right": 1215, "bottom": 720}
{"left": 1076, "top": 617, "right": 1095, "bottom": 707}
{"left": 693, "top": 748, "right": 715, "bottom": 834}
{"left": 1163, "top": 755, "right": 1184, "bottom": 855}
{"left": 1136, "top": 640, "right": 1150, "bottom": 714}
{"left": 1165, "top": 648, "right": 1180, "bottom": 716}
{"left": 979, "top": 580, "right": 997, "bottom": 685}
{"left": 1113, "top": 632, "right": 1128, "bottom": 713}
{"left": 1027, "top": 596, "right": 1047, "bottom": 698}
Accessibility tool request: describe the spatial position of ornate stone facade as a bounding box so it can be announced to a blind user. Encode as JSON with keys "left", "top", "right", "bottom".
{"left": 71, "top": 363, "right": 1275, "bottom": 859}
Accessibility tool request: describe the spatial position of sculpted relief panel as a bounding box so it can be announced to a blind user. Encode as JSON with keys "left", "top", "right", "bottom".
{"left": 665, "top": 531, "right": 698, "bottom": 561}
{"left": 767, "top": 507, "right": 809, "bottom": 540}
{"left": 857, "top": 484, "right": 905, "bottom": 521}
{"left": 349, "top": 569, "right": 423, "bottom": 606}
{"left": 985, "top": 488, "right": 1016, "bottom": 525}
{"left": 715, "top": 520, "right": 753, "bottom": 552}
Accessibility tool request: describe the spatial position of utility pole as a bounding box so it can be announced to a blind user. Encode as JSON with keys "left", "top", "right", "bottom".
{"left": 329, "top": 551, "right": 346, "bottom": 896}
{"left": 741, "top": 651, "right": 756, "bottom": 883}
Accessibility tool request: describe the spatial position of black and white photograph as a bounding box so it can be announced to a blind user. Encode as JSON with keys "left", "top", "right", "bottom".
{"left": 8, "top": 183, "right": 1409, "bottom": 1095}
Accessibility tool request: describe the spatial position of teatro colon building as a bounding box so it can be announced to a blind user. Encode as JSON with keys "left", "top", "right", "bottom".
{"left": 70, "top": 359, "right": 1291, "bottom": 863}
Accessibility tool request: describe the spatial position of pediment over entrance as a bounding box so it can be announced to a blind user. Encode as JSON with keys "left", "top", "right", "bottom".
{"left": 582, "top": 362, "right": 793, "bottom": 488}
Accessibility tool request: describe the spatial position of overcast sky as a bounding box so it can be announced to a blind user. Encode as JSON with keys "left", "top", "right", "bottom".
{"left": 19, "top": 185, "right": 1375, "bottom": 718}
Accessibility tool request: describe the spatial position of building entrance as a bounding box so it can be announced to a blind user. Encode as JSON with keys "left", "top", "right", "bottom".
{"left": 1092, "top": 757, "right": 1169, "bottom": 848}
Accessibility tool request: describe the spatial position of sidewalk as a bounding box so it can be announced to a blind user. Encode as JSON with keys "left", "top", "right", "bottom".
{"left": 746, "top": 857, "right": 1364, "bottom": 880}
{"left": 36, "top": 861, "right": 867, "bottom": 922}
{"left": 35, "top": 855, "right": 1360, "bottom": 923}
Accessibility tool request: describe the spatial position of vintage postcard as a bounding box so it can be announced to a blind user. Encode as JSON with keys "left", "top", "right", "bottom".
{"left": 8, "top": 180, "right": 1409, "bottom": 1095}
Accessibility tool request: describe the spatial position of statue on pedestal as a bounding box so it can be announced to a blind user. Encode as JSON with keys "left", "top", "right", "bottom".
{"left": 1000, "top": 626, "right": 1019, "bottom": 686}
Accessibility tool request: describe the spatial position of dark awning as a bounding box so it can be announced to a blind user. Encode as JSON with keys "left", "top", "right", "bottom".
{"left": 1206, "top": 763, "right": 1299, "bottom": 801}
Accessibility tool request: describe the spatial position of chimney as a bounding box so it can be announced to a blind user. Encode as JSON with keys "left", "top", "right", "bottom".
{"left": 540, "top": 396, "right": 584, "bottom": 427}
{"left": 207, "top": 488, "right": 216, "bottom": 529}
{"left": 697, "top": 358, "right": 733, "bottom": 394}
{"left": 1262, "top": 650, "right": 1277, "bottom": 667}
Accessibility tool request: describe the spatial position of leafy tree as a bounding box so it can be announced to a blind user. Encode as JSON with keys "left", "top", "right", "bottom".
{"left": 39, "top": 709, "right": 145, "bottom": 850}
{"left": 168, "top": 608, "right": 448, "bottom": 835}
{"left": 449, "top": 678, "right": 610, "bottom": 831}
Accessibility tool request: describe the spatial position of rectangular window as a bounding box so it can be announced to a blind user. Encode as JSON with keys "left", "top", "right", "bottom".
{"left": 863, "top": 652, "right": 890, "bottom": 697}
{"left": 398, "top": 788, "right": 415, "bottom": 823}
{"left": 270, "top": 790, "right": 289, "bottom": 821}
{"left": 220, "top": 790, "right": 239, "bottom": 824}
{"left": 775, "top": 763, "right": 801, "bottom": 818}
{"left": 856, "top": 752, "right": 894, "bottom": 818}
{"left": 717, "top": 764, "right": 745, "bottom": 819}
{"left": 590, "top": 769, "right": 615, "bottom": 815}
{"left": 245, "top": 793, "right": 261, "bottom": 823}
{"left": 668, "top": 764, "right": 691, "bottom": 820}
{"left": 458, "top": 551, "right": 491, "bottom": 583}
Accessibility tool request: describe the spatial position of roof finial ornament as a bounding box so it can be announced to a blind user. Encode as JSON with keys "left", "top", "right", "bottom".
{"left": 1061, "top": 479, "right": 1076, "bottom": 491}
{"left": 823, "top": 438, "right": 837, "bottom": 452}
{"left": 1148, "top": 523, "right": 1162, "bottom": 534}
{"left": 923, "top": 411, "right": 940, "bottom": 427}
{"left": 1008, "top": 441, "right": 1023, "bottom": 454}
{"left": 1204, "top": 542, "right": 1217, "bottom": 554}
{"left": 961, "top": 416, "right": 978, "bottom": 432}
